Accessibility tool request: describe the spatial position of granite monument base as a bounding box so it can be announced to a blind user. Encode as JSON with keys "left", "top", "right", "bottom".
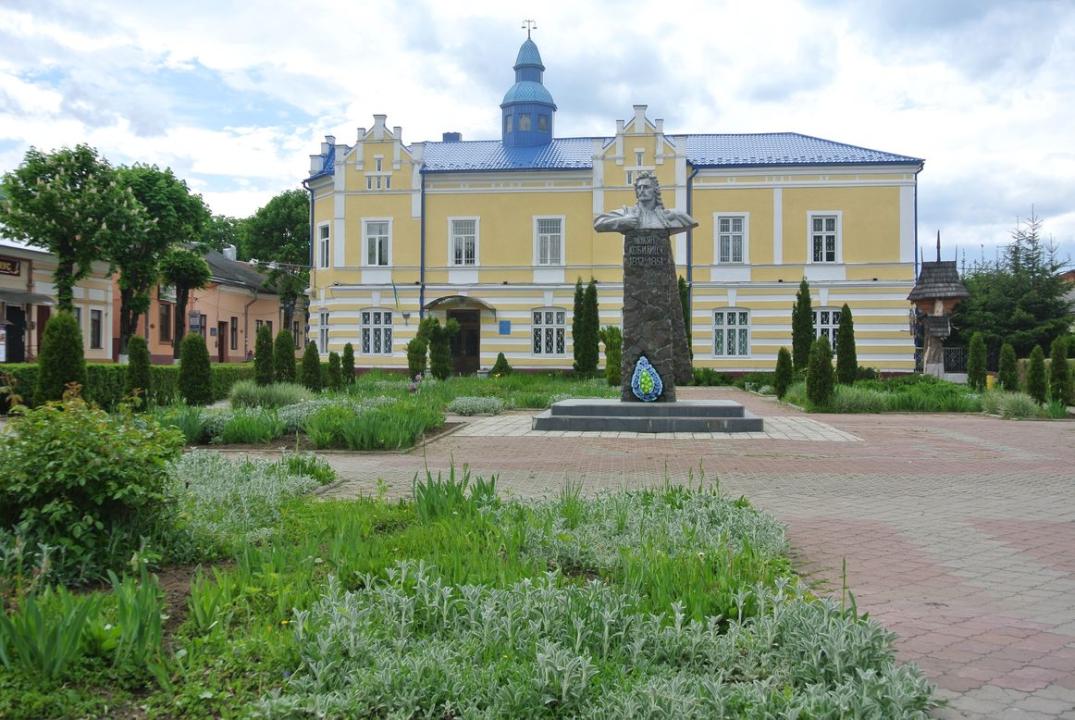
{"left": 532, "top": 399, "right": 763, "bottom": 434}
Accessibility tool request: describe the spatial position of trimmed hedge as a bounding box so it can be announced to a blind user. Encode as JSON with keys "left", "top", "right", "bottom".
{"left": 1, "top": 362, "right": 256, "bottom": 412}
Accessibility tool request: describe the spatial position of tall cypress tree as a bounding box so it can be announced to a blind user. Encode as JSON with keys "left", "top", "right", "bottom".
{"left": 835, "top": 303, "right": 857, "bottom": 385}
{"left": 274, "top": 329, "right": 296, "bottom": 383}
{"left": 792, "top": 277, "right": 814, "bottom": 370}
{"left": 254, "top": 324, "right": 274, "bottom": 385}
{"left": 36, "top": 311, "right": 86, "bottom": 403}
{"left": 967, "top": 332, "right": 987, "bottom": 391}
{"left": 571, "top": 278, "right": 585, "bottom": 372}
{"left": 125, "top": 335, "right": 152, "bottom": 409}
{"left": 998, "top": 342, "right": 1018, "bottom": 391}
{"left": 806, "top": 335, "right": 834, "bottom": 407}
{"left": 579, "top": 278, "right": 600, "bottom": 373}
{"left": 1027, "top": 345, "right": 1046, "bottom": 404}
{"left": 1049, "top": 336, "right": 1071, "bottom": 405}
{"left": 342, "top": 342, "right": 355, "bottom": 384}
{"left": 301, "top": 342, "right": 322, "bottom": 391}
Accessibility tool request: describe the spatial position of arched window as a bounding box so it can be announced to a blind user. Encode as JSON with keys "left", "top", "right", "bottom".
{"left": 361, "top": 309, "right": 394, "bottom": 355}
{"left": 532, "top": 308, "right": 565, "bottom": 356}
{"left": 519, "top": 114, "right": 531, "bottom": 131}
{"left": 714, "top": 309, "right": 750, "bottom": 357}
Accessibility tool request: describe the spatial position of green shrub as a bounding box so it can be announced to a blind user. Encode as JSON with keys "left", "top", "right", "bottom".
{"left": 217, "top": 408, "right": 285, "bottom": 445}
{"left": 305, "top": 399, "right": 443, "bottom": 450}
{"left": 151, "top": 403, "right": 207, "bottom": 444}
{"left": 490, "top": 352, "right": 512, "bottom": 377}
{"left": 0, "top": 584, "right": 102, "bottom": 680}
{"left": 774, "top": 347, "right": 793, "bottom": 399}
{"left": 327, "top": 351, "right": 342, "bottom": 390}
{"left": 228, "top": 380, "right": 312, "bottom": 409}
{"left": 1027, "top": 345, "right": 1046, "bottom": 404}
{"left": 301, "top": 342, "right": 322, "bottom": 391}
{"left": 426, "top": 318, "right": 459, "bottom": 380}
{"left": 178, "top": 333, "right": 213, "bottom": 406}
{"left": 599, "top": 326, "right": 622, "bottom": 386}
{"left": 806, "top": 335, "right": 834, "bottom": 407}
{"left": 791, "top": 277, "right": 813, "bottom": 370}
{"left": 735, "top": 371, "right": 776, "bottom": 390}
{"left": 208, "top": 363, "right": 255, "bottom": 401}
{"left": 574, "top": 278, "right": 600, "bottom": 374}
{"left": 998, "top": 343, "right": 1018, "bottom": 391}
{"left": 406, "top": 337, "right": 428, "bottom": 379}
{"left": 273, "top": 330, "right": 296, "bottom": 383}
{"left": 967, "top": 332, "right": 987, "bottom": 391}
{"left": 691, "top": 367, "right": 731, "bottom": 386}
{"left": 447, "top": 396, "right": 505, "bottom": 415}
{"left": 342, "top": 342, "right": 355, "bottom": 384}
{"left": 0, "top": 398, "right": 184, "bottom": 582}
{"left": 835, "top": 303, "right": 857, "bottom": 385}
{"left": 254, "top": 324, "right": 274, "bottom": 385}
{"left": 35, "top": 312, "right": 85, "bottom": 403}
{"left": 1049, "top": 336, "right": 1071, "bottom": 405}
{"left": 856, "top": 366, "right": 879, "bottom": 380}
{"left": 125, "top": 335, "right": 151, "bottom": 409}
{"left": 983, "top": 391, "right": 1046, "bottom": 419}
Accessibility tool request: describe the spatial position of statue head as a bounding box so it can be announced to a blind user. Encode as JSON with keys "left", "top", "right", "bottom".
{"left": 634, "top": 170, "right": 663, "bottom": 209}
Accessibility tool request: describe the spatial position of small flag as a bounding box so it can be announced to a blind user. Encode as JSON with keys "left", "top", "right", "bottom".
{"left": 391, "top": 282, "right": 400, "bottom": 310}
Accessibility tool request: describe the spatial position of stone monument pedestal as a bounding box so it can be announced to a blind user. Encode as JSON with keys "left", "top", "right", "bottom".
{"left": 532, "top": 399, "right": 763, "bottom": 433}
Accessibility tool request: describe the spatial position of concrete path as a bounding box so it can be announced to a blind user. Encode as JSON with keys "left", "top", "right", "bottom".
{"left": 237, "top": 387, "right": 1075, "bottom": 718}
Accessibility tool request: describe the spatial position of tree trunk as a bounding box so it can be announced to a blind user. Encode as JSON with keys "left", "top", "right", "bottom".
{"left": 173, "top": 287, "right": 189, "bottom": 360}
{"left": 118, "top": 287, "right": 140, "bottom": 356}
{"left": 55, "top": 260, "right": 75, "bottom": 313}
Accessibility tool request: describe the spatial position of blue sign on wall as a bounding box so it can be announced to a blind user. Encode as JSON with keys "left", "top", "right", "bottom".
{"left": 498, "top": 320, "right": 511, "bottom": 335}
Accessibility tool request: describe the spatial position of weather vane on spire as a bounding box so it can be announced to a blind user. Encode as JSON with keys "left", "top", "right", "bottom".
{"left": 521, "top": 19, "right": 537, "bottom": 39}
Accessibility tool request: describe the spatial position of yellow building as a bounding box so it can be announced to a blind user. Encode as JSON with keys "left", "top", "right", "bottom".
{"left": 304, "top": 37, "right": 922, "bottom": 374}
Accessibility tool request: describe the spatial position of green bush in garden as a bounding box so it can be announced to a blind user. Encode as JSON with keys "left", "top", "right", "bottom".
{"left": 490, "top": 352, "right": 512, "bottom": 376}
{"left": 179, "top": 333, "right": 213, "bottom": 406}
{"left": 806, "top": 335, "right": 835, "bottom": 407}
{"left": 427, "top": 318, "right": 459, "bottom": 380}
{"left": 835, "top": 303, "right": 857, "bottom": 385}
{"left": 966, "top": 332, "right": 987, "bottom": 391}
{"left": 301, "top": 342, "right": 322, "bottom": 391}
{"left": 273, "top": 329, "right": 296, "bottom": 383}
{"left": 1027, "top": 345, "right": 1047, "bottom": 404}
{"left": 342, "top": 342, "right": 355, "bottom": 384}
{"left": 599, "top": 326, "right": 622, "bottom": 386}
{"left": 998, "top": 342, "right": 1018, "bottom": 391}
{"left": 327, "top": 351, "right": 342, "bottom": 390}
{"left": 35, "top": 312, "right": 86, "bottom": 403}
{"left": 125, "top": 335, "right": 151, "bottom": 409}
{"left": 254, "top": 324, "right": 274, "bottom": 385}
{"left": 1049, "top": 336, "right": 1071, "bottom": 405}
{"left": 791, "top": 277, "right": 814, "bottom": 370}
{"left": 775, "top": 346, "right": 793, "bottom": 399}
{"left": 228, "top": 380, "right": 311, "bottom": 409}
{"left": 406, "top": 337, "right": 428, "bottom": 379}
{"left": 447, "top": 396, "right": 504, "bottom": 415}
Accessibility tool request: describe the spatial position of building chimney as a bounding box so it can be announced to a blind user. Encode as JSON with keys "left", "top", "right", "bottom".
{"left": 321, "top": 135, "right": 335, "bottom": 155}
{"left": 442, "top": 132, "right": 462, "bottom": 142}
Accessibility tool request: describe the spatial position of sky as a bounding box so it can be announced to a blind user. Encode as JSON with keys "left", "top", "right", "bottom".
{"left": 1, "top": 0, "right": 1073, "bottom": 268}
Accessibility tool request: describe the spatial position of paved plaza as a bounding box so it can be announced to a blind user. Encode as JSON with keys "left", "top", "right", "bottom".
{"left": 248, "top": 387, "right": 1075, "bottom": 718}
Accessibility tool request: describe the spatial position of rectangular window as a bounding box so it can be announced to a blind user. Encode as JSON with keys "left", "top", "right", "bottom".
{"left": 535, "top": 217, "right": 563, "bottom": 265}
{"left": 366, "top": 176, "right": 372, "bottom": 190}
{"left": 626, "top": 170, "right": 633, "bottom": 185}
{"left": 450, "top": 218, "right": 478, "bottom": 266}
{"left": 385, "top": 176, "right": 390, "bottom": 190}
{"left": 713, "top": 310, "right": 750, "bottom": 357}
{"left": 360, "top": 309, "right": 393, "bottom": 355}
{"left": 365, "top": 220, "right": 390, "bottom": 266}
{"left": 635, "top": 150, "right": 644, "bottom": 166}
{"left": 90, "top": 309, "right": 102, "bottom": 349}
{"left": 318, "top": 224, "right": 330, "bottom": 269}
{"left": 230, "top": 316, "right": 238, "bottom": 351}
{"left": 814, "top": 308, "right": 842, "bottom": 341}
{"left": 319, "top": 312, "right": 329, "bottom": 353}
{"left": 532, "top": 308, "right": 566, "bottom": 356}
{"left": 810, "top": 213, "right": 839, "bottom": 263}
{"left": 716, "top": 214, "right": 747, "bottom": 263}
{"left": 375, "top": 157, "right": 382, "bottom": 172}
{"left": 159, "top": 303, "right": 172, "bottom": 343}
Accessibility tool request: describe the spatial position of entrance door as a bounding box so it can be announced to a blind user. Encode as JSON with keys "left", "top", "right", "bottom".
{"left": 447, "top": 309, "right": 480, "bottom": 375}
{"left": 217, "top": 322, "right": 227, "bottom": 362}
{"left": 4, "top": 306, "right": 25, "bottom": 362}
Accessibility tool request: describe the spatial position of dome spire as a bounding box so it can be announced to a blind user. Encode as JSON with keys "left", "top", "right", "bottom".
{"left": 501, "top": 23, "right": 555, "bottom": 148}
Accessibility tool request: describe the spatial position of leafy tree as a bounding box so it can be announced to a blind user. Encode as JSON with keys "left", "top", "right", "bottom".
{"left": 274, "top": 330, "right": 297, "bottom": 383}
{"left": 806, "top": 335, "right": 834, "bottom": 407}
{"left": 245, "top": 189, "right": 309, "bottom": 330}
{"left": 791, "top": 278, "right": 814, "bottom": 370}
{"left": 952, "top": 212, "right": 1073, "bottom": 359}
{"left": 0, "top": 145, "right": 148, "bottom": 311}
{"left": 200, "top": 213, "right": 246, "bottom": 252}
{"left": 835, "top": 304, "right": 857, "bottom": 385}
{"left": 327, "top": 351, "right": 342, "bottom": 390}
{"left": 113, "top": 164, "right": 209, "bottom": 353}
{"left": 775, "top": 347, "right": 793, "bottom": 399}
{"left": 125, "top": 335, "right": 151, "bottom": 409}
{"left": 159, "top": 247, "right": 211, "bottom": 359}
{"left": 490, "top": 352, "right": 512, "bottom": 376}
{"left": 254, "top": 324, "right": 274, "bottom": 385}
{"left": 966, "top": 332, "right": 987, "bottom": 391}
{"left": 678, "top": 276, "right": 692, "bottom": 358}
{"left": 1049, "top": 336, "right": 1071, "bottom": 405}
{"left": 36, "top": 312, "right": 86, "bottom": 402}
{"left": 342, "top": 342, "right": 355, "bottom": 384}
{"left": 301, "top": 342, "right": 322, "bottom": 391}
{"left": 1026, "top": 345, "right": 1046, "bottom": 404}
{"left": 571, "top": 278, "right": 585, "bottom": 372}
{"left": 998, "top": 342, "right": 1018, "bottom": 391}
{"left": 575, "top": 279, "right": 600, "bottom": 374}
{"left": 599, "top": 325, "right": 622, "bottom": 387}
{"left": 178, "top": 333, "right": 212, "bottom": 406}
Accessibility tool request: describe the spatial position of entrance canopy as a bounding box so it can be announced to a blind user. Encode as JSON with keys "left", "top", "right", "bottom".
{"left": 0, "top": 289, "right": 53, "bottom": 306}
{"left": 423, "top": 295, "right": 496, "bottom": 316}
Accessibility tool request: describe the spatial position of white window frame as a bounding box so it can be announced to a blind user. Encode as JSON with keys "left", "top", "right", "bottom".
{"left": 362, "top": 217, "right": 392, "bottom": 267}
{"left": 814, "top": 307, "right": 842, "bottom": 342}
{"left": 448, "top": 216, "right": 480, "bottom": 267}
{"left": 533, "top": 215, "right": 565, "bottom": 267}
{"left": 713, "top": 212, "right": 749, "bottom": 264}
{"left": 807, "top": 211, "right": 842, "bottom": 264}
{"left": 360, "top": 308, "right": 394, "bottom": 356}
{"left": 317, "top": 222, "right": 330, "bottom": 269}
{"left": 713, "top": 308, "right": 751, "bottom": 358}
{"left": 319, "top": 311, "right": 329, "bottom": 353}
{"left": 531, "top": 307, "right": 567, "bottom": 357}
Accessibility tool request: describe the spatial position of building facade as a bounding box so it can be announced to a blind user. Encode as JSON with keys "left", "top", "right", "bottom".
{"left": 305, "top": 37, "right": 923, "bottom": 374}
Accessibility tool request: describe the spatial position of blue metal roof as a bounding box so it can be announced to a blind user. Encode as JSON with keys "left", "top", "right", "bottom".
{"left": 308, "top": 143, "right": 334, "bottom": 179}
{"left": 514, "top": 38, "right": 544, "bottom": 69}
{"left": 684, "top": 132, "right": 921, "bottom": 167}
{"left": 421, "top": 138, "right": 594, "bottom": 172}
{"left": 501, "top": 80, "right": 555, "bottom": 107}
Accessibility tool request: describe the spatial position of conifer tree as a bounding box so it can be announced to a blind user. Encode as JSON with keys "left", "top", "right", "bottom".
{"left": 178, "top": 333, "right": 212, "bottom": 406}
{"left": 835, "top": 304, "right": 857, "bottom": 385}
{"left": 125, "top": 335, "right": 151, "bottom": 409}
{"left": 1027, "top": 345, "right": 1046, "bottom": 404}
{"left": 774, "top": 346, "right": 793, "bottom": 399}
{"left": 571, "top": 278, "right": 585, "bottom": 372}
{"left": 1048, "top": 336, "right": 1071, "bottom": 405}
{"left": 36, "top": 311, "right": 86, "bottom": 403}
{"left": 490, "top": 352, "right": 512, "bottom": 376}
{"left": 301, "top": 342, "right": 322, "bottom": 391}
{"left": 791, "top": 278, "right": 814, "bottom": 370}
{"left": 998, "top": 342, "right": 1018, "bottom": 391}
{"left": 806, "top": 335, "right": 834, "bottom": 407}
{"left": 428, "top": 318, "right": 459, "bottom": 380}
{"left": 342, "top": 342, "right": 355, "bottom": 384}
{"left": 967, "top": 332, "right": 987, "bottom": 391}
{"left": 407, "top": 337, "right": 428, "bottom": 379}
{"left": 254, "top": 324, "right": 274, "bottom": 385}
{"left": 599, "top": 325, "right": 622, "bottom": 387}
{"left": 274, "top": 329, "right": 296, "bottom": 383}
{"left": 327, "top": 351, "right": 342, "bottom": 390}
{"left": 577, "top": 279, "right": 600, "bottom": 374}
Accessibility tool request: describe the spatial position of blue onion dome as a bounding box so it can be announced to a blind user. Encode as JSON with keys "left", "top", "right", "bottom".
{"left": 515, "top": 38, "right": 544, "bottom": 70}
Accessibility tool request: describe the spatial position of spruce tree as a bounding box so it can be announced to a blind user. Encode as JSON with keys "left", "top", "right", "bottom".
{"left": 678, "top": 276, "right": 692, "bottom": 358}
{"left": 490, "top": 352, "right": 512, "bottom": 376}
{"left": 342, "top": 342, "right": 355, "bottom": 384}
{"left": 1048, "top": 336, "right": 1071, "bottom": 405}
{"left": 578, "top": 279, "right": 600, "bottom": 374}
{"left": 178, "top": 333, "right": 212, "bottom": 406}
{"left": 998, "top": 343, "right": 1018, "bottom": 391}
{"left": 36, "top": 311, "right": 86, "bottom": 403}
{"left": 301, "top": 342, "right": 322, "bottom": 391}
{"left": 407, "top": 337, "right": 428, "bottom": 378}
{"left": 966, "top": 332, "right": 987, "bottom": 391}
{"left": 791, "top": 277, "right": 814, "bottom": 370}
{"left": 806, "top": 335, "right": 834, "bottom": 408}
{"left": 428, "top": 318, "right": 459, "bottom": 380}
{"left": 327, "top": 351, "right": 342, "bottom": 390}
{"left": 835, "top": 303, "right": 857, "bottom": 385}
{"left": 125, "top": 335, "right": 152, "bottom": 409}
{"left": 1027, "top": 345, "right": 1046, "bottom": 404}
{"left": 274, "top": 329, "right": 296, "bottom": 383}
{"left": 599, "top": 325, "right": 622, "bottom": 387}
{"left": 571, "top": 278, "right": 585, "bottom": 372}
{"left": 775, "top": 346, "right": 793, "bottom": 399}
{"left": 254, "top": 324, "right": 274, "bottom": 385}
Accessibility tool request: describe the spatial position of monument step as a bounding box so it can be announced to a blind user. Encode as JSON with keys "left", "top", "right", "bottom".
{"left": 532, "top": 410, "right": 763, "bottom": 434}
{"left": 548, "top": 399, "right": 748, "bottom": 418}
